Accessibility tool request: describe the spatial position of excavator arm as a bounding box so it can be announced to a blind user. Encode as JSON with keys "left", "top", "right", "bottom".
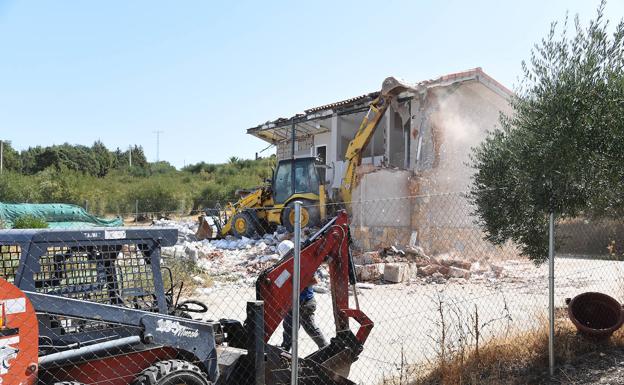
{"left": 339, "top": 77, "right": 413, "bottom": 203}
{"left": 255, "top": 211, "right": 372, "bottom": 381}
{"left": 256, "top": 211, "right": 371, "bottom": 343}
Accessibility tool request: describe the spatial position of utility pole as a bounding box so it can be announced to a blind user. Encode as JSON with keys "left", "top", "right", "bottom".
{"left": 153, "top": 131, "right": 164, "bottom": 162}
{"left": 128, "top": 145, "right": 132, "bottom": 168}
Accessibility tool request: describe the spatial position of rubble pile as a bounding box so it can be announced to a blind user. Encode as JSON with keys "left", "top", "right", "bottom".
{"left": 152, "top": 219, "right": 507, "bottom": 289}
{"left": 161, "top": 234, "right": 283, "bottom": 284}
{"left": 352, "top": 245, "right": 507, "bottom": 285}
{"left": 152, "top": 218, "right": 200, "bottom": 243}
{"left": 154, "top": 219, "right": 332, "bottom": 289}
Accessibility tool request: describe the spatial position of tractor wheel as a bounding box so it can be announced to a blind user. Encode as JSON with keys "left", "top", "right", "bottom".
{"left": 231, "top": 211, "right": 257, "bottom": 238}
{"left": 132, "top": 359, "right": 211, "bottom": 385}
{"left": 281, "top": 199, "right": 320, "bottom": 233}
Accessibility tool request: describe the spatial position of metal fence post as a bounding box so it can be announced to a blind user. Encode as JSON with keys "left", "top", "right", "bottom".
{"left": 548, "top": 211, "right": 555, "bottom": 376}
{"left": 291, "top": 201, "right": 302, "bottom": 385}
{"left": 135, "top": 199, "right": 139, "bottom": 223}
{"left": 247, "top": 301, "right": 266, "bottom": 385}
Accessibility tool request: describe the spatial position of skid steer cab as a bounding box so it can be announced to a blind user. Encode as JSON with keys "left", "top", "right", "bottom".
{"left": 198, "top": 156, "right": 329, "bottom": 239}
{"left": 0, "top": 212, "right": 372, "bottom": 385}
{"left": 0, "top": 227, "right": 226, "bottom": 385}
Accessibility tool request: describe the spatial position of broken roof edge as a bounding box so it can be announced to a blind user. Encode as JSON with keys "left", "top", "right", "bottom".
{"left": 247, "top": 67, "right": 513, "bottom": 136}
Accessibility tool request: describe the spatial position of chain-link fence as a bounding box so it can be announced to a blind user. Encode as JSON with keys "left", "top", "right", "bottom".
{"left": 0, "top": 191, "right": 619, "bottom": 384}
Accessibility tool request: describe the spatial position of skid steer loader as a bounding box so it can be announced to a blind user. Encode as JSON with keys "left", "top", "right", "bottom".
{"left": 197, "top": 76, "right": 413, "bottom": 239}
{"left": 0, "top": 211, "right": 371, "bottom": 385}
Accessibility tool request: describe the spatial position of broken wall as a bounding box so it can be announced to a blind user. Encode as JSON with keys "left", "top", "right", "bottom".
{"left": 408, "top": 81, "right": 516, "bottom": 257}
{"left": 350, "top": 168, "right": 412, "bottom": 250}
{"left": 350, "top": 80, "right": 518, "bottom": 260}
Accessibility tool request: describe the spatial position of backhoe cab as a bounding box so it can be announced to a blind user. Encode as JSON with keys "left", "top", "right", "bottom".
{"left": 200, "top": 157, "right": 326, "bottom": 239}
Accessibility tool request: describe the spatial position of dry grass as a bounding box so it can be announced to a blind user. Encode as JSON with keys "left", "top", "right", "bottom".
{"left": 162, "top": 256, "right": 213, "bottom": 296}
{"left": 401, "top": 318, "right": 624, "bottom": 385}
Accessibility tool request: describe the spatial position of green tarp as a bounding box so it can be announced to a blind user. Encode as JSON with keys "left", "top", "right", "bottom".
{"left": 0, "top": 203, "right": 123, "bottom": 229}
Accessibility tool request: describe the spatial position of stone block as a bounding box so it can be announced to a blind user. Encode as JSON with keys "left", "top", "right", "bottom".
{"left": 184, "top": 245, "right": 199, "bottom": 262}
{"left": 383, "top": 263, "right": 410, "bottom": 283}
{"left": 419, "top": 264, "right": 449, "bottom": 276}
{"left": 355, "top": 264, "right": 384, "bottom": 282}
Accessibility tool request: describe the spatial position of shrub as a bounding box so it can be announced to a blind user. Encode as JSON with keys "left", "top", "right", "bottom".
{"left": 13, "top": 215, "right": 49, "bottom": 229}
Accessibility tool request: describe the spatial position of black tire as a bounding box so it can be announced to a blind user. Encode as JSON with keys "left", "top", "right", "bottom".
{"left": 132, "top": 359, "right": 211, "bottom": 385}
{"left": 230, "top": 211, "right": 257, "bottom": 238}
{"left": 259, "top": 219, "right": 278, "bottom": 235}
{"left": 281, "top": 199, "right": 321, "bottom": 233}
{"left": 53, "top": 382, "right": 85, "bottom": 385}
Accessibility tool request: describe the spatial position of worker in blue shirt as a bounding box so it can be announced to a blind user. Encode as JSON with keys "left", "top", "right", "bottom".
{"left": 278, "top": 240, "right": 328, "bottom": 351}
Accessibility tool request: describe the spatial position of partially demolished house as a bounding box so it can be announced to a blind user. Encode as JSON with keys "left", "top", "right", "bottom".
{"left": 247, "top": 68, "right": 514, "bottom": 256}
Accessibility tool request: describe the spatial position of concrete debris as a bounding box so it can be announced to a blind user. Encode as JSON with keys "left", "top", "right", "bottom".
{"left": 153, "top": 218, "right": 199, "bottom": 243}
{"left": 157, "top": 220, "right": 337, "bottom": 290}
{"left": 469, "top": 261, "right": 487, "bottom": 274}
{"left": 448, "top": 266, "right": 471, "bottom": 279}
{"left": 383, "top": 263, "right": 411, "bottom": 283}
{"left": 390, "top": 245, "right": 405, "bottom": 256}
{"left": 355, "top": 264, "right": 384, "bottom": 282}
{"left": 437, "top": 256, "right": 471, "bottom": 270}
{"left": 356, "top": 282, "right": 375, "bottom": 290}
{"left": 353, "top": 251, "right": 381, "bottom": 265}
{"left": 430, "top": 272, "right": 447, "bottom": 284}
{"left": 155, "top": 219, "right": 511, "bottom": 289}
{"left": 419, "top": 264, "right": 449, "bottom": 276}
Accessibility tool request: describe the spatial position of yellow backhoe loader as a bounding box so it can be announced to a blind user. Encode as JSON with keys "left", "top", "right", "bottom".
{"left": 197, "top": 76, "right": 411, "bottom": 239}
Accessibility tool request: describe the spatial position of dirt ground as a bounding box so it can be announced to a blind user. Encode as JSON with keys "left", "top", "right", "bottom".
{"left": 559, "top": 349, "right": 624, "bottom": 384}
{"left": 192, "top": 256, "right": 624, "bottom": 384}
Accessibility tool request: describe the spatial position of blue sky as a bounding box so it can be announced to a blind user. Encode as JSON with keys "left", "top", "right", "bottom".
{"left": 1, "top": 0, "right": 622, "bottom": 168}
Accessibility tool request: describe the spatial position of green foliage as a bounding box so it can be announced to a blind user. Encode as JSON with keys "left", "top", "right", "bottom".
{"left": 126, "top": 180, "right": 181, "bottom": 216}
{"left": 150, "top": 161, "right": 177, "bottom": 174}
{"left": 469, "top": 2, "right": 624, "bottom": 262}
{"left": 18, "top": 142, "right": 150, "bottom": 177}
{"left": 13, "top": 215, "right": 49, "bottom": 229}
{"left": 182, "top": 161, "right": 216, "bottom": 174}
{"left": 0, "top": 141, "right": 20, "bottom": 172}
{"left": 0, "top": 143, "right": 275, "bottom": 216}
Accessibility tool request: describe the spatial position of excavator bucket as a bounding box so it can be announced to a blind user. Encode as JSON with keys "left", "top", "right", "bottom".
{"left": 380, "top": 76, "right": 414, "bottom": 98}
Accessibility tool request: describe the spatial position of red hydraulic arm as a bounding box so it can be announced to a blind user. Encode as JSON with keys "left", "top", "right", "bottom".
{"left": 255, "top": 211, "right": 373, "bottom": 345}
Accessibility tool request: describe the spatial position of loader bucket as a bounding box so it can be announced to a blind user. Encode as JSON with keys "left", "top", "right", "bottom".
{"left": 196, "top": 214, "right": 214, "bottom": 240}
{"left": 196, "top": 206, "right": 227, "bottom": 240}
{"left": 265, "top": 345, "right": 357, "bottom": 385}
{"left": 265, "top": 331, "right": 362, "bottom": 385}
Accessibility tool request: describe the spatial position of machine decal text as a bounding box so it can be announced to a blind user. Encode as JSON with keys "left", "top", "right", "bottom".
{"left": 156, "top": 319, "right": 199, "bottom": 338}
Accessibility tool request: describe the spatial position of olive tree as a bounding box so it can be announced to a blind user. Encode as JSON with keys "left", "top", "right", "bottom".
{"left": 470, "top": 2, "right": 624, "bottom": 262}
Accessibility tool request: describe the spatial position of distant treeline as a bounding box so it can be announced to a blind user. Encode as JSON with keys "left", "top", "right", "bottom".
{"left": 0, "top": 141, "right": 274, "bottom": 216}
{"left": 1, "top": 141, "right": 149, "bottom": 177}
